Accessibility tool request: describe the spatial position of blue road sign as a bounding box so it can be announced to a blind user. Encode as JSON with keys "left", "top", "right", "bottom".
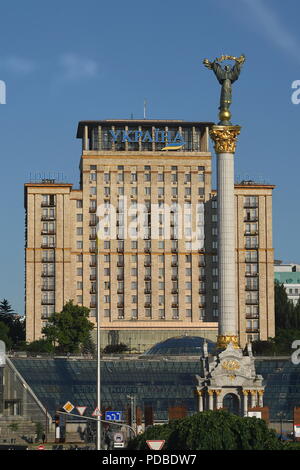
{"left": 105, "top": 411, "right": 122, "bottom": 422}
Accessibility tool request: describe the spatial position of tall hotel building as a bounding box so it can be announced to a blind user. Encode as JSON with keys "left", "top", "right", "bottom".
{"left": 24, "top": 120, "right": 275, "bottom": 350}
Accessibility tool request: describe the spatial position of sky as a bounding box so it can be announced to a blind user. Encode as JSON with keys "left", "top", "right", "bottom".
{"left": 0, "top": 0, "right": 299, "bottom": 314}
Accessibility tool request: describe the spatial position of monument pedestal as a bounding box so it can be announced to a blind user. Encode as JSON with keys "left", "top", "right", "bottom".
{"left": 196, "top": 342, "right": 265, "bottom": 417}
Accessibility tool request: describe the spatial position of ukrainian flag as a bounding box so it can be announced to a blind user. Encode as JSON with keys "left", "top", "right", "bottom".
{"left": 161, "top": 142, "right": 185, "bottom": 151}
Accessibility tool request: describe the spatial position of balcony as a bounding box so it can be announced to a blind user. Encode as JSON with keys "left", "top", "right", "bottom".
{"left": 144, "top": 289, "right": 151, "bottom": 294}
{"left": 41, "top": 285, "right": 55, "bottom": 291}
{"left": 117, "top": 261, "right": 124, "bottom": 267}
{"left": 89, "top": 247, "right": 96, "bottom": 253}
{"left": 246, "top": 327, "right": 259, "bottom": 333}
{"left": 144, "top": 262, "right": 151, "bottom": 267}
{"left": 245, "top": 285, "right": 258, "bottom": 291}
{"left": 244, "top": 217, "right": 258, "bottom": 222}
{"left": 171, "top": 289, "right": 178, "bottom": 294}
{"left": 89, "top": 234, "right": 97, "bottom": 240}
{"left": 144, "top": 276, "right": 151, "bottom": 281}
{"left": 90, "top": 288, "right": 96, "bottom": 294}
{"left": 244, "top": 231, "right": 259, "bottom": 236}
{"left": 199, "top": 289, "right": 206, "bottom": 294}
{"left": 90, "top": 274, "right": 96, "bottom": 281}
{"left": 244, "top": 203, "right": 258, "bottom": 208}
{"left": 117, "top": 247, "right": 124, "bottom": 252}
{"left": 245, "top": 258, "right": 258, "bottom": 263}
{"left": 246, "top": 313, "right": 259, "bottom": 319}
{"left": 41, "top": 257, "right": 55, "bottom": 263}
{"left": 144, "top": 303, "right": 151, "bottom": 308}
{"left": 171, "top": 303, "right": 178, "bottom": 308}
{"left": 117, "top": 275, "right": 124, "bottom": 281}
{"left": 245, "top": 299, "right": 259, "bottom": 305}
{"left": 171, "top": 262, "right": 178, "bottom": 267}
{"left": 41, "top": 215, "right": 55, "bottom": 221}
{"left": 41, "top": 202, "right": 56, "bottom": 208}
{"left": 41, "top": 272, "right": 55, "bottom": 277}
{"left": 89, "top": 261, "right": 97, "bottom": 267}
{"left": 41, "top": 230, "right": 56, "bottom": 235}
{"left": 199, "top": 275, "right": 206, "bottom": 281}
{"left": 144, "top": 248, "right": 151, "bottom": 253}
{"left": 89, "top": 220, "right": 97, "bottom": 226}
{"left": 117, "top": 289, "right": 124, "bottom": 294}
{"left": 89, "top": 207, "right": 96, "bottom": 213}
{"left": 198, "top": 261, "right": 205, "bottom": 267}
{"left": 171, "top": 275, "right": 178, "bottom": 281}
{"left": 245, "top": 272, "right": 258, "bottom": 277}
{"left": 41, "top": 299, "right": 55, "bottom": 305}
{"left": 90, "top": 302, "right": 97, "bottom": 308}
{"left": 245, "top": 245, "right": 259, "bottom": 250}
{"left": 171, "top": 247, "right": 178, "bottom": 253}
{"left": 117, "top": 302, "right": 124, "bottom": 308}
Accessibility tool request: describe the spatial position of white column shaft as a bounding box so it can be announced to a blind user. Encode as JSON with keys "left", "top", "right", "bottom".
{"left": 217, "top": 152, "right": 236, "bottom": 337}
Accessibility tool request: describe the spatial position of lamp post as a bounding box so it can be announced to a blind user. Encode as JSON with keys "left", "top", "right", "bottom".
{"left": 96, "top": 237, "right": 101, "bottom": 450}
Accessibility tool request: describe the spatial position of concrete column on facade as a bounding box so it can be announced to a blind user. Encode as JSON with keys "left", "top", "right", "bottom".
{"left": 209, "top": 126, "right": 241, "bottom": 349}
{"left": 208, "top": 390, "right": 214, "bottom": 410}
{"left": 243, "top": 390, "right": 249, "bottom": 416}
{"left": 215, "top": 390, "right": 222, "bottom": 409}
{"left": 84, "top": 125, "right": 89, "bottom": 151}
{"left": 258, "top": 390, "right": 264, "bottom": 408}
{"left": 250, "top": 390, "right": 257, "bottom": 408}
{"left": 196, "top": 390, "right": 204, "bottom": 412}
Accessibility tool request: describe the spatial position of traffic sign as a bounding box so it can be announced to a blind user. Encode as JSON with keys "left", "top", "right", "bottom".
{"left": 146, "top": 440, "right": 165, "bottom": 450}
{"left": 92, "top": 407, "right": 102, "bottom": 417}
{"left": 63, "top": 401, "right": 75, "bottom": 413}
{"left": 76, "top": 406, "right": 87, "bottom": 416}
{"left": 37, "top": 445, "right": 45, "bottom": 450}
{"left": 105, "top": 411, "right": 122, "bottom": 421}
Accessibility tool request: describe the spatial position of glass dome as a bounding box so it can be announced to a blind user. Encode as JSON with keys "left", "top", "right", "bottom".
{"left": 143, "top": 336, "right": 216, "bottom": 356}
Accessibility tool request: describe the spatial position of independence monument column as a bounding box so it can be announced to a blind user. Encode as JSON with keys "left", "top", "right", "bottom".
{"left": 203, "top": 54, "right": 245, "bottom": 349}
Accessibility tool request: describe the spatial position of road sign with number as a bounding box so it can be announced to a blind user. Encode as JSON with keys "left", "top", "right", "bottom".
{"left": 105, "top": 411, "right": 122, "bottom": 421}
{"left": 146, "top": 440, "right": 165, "bottom": 450}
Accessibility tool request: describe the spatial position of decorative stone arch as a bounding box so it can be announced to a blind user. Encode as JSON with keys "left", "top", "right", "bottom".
{"left": 222, "top": 392, "right": 240, "bottom": 415}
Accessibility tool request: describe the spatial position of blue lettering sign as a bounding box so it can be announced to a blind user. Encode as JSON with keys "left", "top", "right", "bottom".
{"left": 109, "top": 130, "right": 121, "bottom": 142}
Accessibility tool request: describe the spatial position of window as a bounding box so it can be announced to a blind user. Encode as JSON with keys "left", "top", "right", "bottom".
{"left": 77, "top": 214, "right": 83, "bottom": 222}
{"left": 77, "top": 227, "right": 83, "bottom": 236}
{"left": 77, "top": 281, "right": 83, "bottom": 290}
{"left": 158, "top": 173, "right": 164, "bottom": 182}
{"left": 77, "top": 267, "right": 83, "bottom": 276}
{"left": 77, "top": 241, "right": 83, "bottom": 249}
{"left": 76, "top": 200, "right": 83, "bottom": 208}
{"left": 90, "top": 172, "right": 96, "bottom": 181}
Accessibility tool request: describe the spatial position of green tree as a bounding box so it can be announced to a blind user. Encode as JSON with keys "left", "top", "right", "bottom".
{"left": 0, "top": 321, "right": 12, "bottom": 349}
{"left": 42, "top": 301, "right": 94, "bottom": 353}
{"left": 275, "top": 281, "right": 294, "bottom": 330}
{"left": 26, "top": 338, "right": 54, "bottom": 354}
{"left": 0, "top": 299, "right": 25, "bottom": 349}
{"left": 128, "top": 410, "right": 283, "bottom": 450}
{"left": 103, "top": 343, "right": 128, "bottom": 354}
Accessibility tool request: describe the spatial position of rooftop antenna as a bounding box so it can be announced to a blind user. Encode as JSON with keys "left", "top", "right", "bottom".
{"left": 144, "top": 99, "right": 147, "bottom": 119}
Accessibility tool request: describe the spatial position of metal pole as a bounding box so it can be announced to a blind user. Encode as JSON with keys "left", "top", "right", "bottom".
{"left": 96, "top": 237, "right": 101, "bottom": 450}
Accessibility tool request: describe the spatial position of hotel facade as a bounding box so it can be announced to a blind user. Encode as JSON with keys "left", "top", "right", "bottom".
{"left": 24, "top": 120, "right": 275, "bottom": 351}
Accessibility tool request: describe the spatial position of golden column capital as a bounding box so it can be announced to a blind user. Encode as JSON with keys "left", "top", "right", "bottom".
{"left": 209, "top": 125, "right": 241, "bottom": 154}
{"left": 258, "top": 390, "right": 265, "bottom": 396}
{"left": 208, "top": 390, "right": 215, "bottom": 396}
{"left": 250, "top": 390, "right": 257, "bottom": 396}
{"left": 195, "top": 389, "right": 203, "bottom": 397}
{"left": 217, "top": 334, "right": 240, "bottom": 350}
{"left": 243, "top": 390, "right": 250, "bottom": 396}
{"left": 215, "top": 390, "right": 222, "bottom": 396}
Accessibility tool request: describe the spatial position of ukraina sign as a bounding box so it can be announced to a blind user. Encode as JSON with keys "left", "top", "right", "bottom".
{"left": 109, "top": 129, "right": 185, "bottom": 145}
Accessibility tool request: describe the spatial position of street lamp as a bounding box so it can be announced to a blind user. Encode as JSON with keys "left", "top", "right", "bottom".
{"left": 96, "top": 236, "right": 101, "bottom": 450}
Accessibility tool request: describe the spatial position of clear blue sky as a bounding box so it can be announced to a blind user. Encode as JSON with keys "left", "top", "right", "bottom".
{"left": 0, "top": 0, "right": 299, "bottom": 314}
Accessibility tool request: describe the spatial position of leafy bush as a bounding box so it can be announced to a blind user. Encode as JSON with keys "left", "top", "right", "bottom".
{"left": 128, "top": 410, "right": 284, "bottom": 450}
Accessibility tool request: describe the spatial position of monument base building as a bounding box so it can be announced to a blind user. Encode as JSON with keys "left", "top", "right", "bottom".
{"left": 24, "top": 119, "right": 275, "bottom": 351}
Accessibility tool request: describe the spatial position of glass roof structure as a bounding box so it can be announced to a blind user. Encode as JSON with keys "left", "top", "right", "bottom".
{"left": 10, "top": 355, "right": 300, "bottom": 421}
{"left": 143, "top": 336, "right": 216, "bottom": 356}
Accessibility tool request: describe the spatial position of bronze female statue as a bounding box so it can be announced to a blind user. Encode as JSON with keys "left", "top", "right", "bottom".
{"left": 203, "top": 55, "right": 245, "bottom": 125}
